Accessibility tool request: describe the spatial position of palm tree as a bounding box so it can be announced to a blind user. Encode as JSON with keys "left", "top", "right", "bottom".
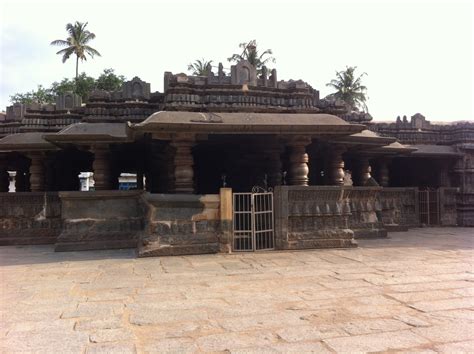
{"left": 228, "top": 40, "right": 275, "bottom": 74}
{"left": 326, "top": 66, "right": 368, "bottom": 112}
{"left": 187, "top": 59, "right": 213, "bottom": 76}
{"left": 51, "top": 21, "right": 101, "bottom": 79}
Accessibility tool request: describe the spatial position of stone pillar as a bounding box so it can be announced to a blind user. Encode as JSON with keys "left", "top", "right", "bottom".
{"left": 92, "top": 145, "right": 112, "bottom": 190}
{"left": 326, "top": 147, "right": 346, "bottom": 186}
{"left": 171, "top": 135, "right": 195, "bottom": 194}
{"left": 265, "top": 146, "right": 283, "bottom": 187}
{"left": 28, "top": 152, "right": 46, "bottom": 192}
{"left": 352, "top": 156, "right": 372, "bottom": 186}
{"left": 0, "top": 155, "right": 9, "bottom": 192}
{"left": 136, "top": 171, "right": 144, "bottom": 190}
{"left": 287, "top": 136, "right": 311, "bottom": 186}
{"left": 375, "top": 158, "right": 390, "bottom": 187}
{"left": 15, "top": 170, "right": 28, "bottom": 192}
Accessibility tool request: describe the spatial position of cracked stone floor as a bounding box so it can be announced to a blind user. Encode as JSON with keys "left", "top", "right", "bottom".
{"left": 0, "top": 227, "right": 473, "bottom": 353}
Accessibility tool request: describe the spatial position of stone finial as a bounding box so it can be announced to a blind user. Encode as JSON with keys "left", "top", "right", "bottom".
{"left": 402, "top": 115, "right": 408, "bottom": 123}
{"left": 261, "top": 66, "right": 268, "bottom": 87}
{"left": 206, "top": 63, "right": 214, "bottom": 77}
{"left": 396, "top": 116, "right": 402, "bottom": 124}
{"left": 218, "top": 63, "right": 225, "bottom": 82}
{"left": 56, "top": 92, "right": 82, "bottom": 110}
{"left": 164, "top": 71, "right": 173, "bottom": 93}
{"left": 269, "top": 69, "right": 277, "bottom": 88}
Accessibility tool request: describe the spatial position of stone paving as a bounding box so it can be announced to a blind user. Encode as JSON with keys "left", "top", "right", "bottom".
{"left": 0, "top": 227, "right": 473, "bottom": 353}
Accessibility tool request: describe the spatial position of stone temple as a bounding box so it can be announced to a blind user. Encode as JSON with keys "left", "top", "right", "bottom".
{"left": 0, "top": 60, "right": 472, "bottom": 256}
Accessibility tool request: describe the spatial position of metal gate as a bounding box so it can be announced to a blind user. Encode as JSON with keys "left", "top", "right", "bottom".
{"left": 233, "top": 190, "right": 274, "bottom": 251}
{"left": 419, "top": 188, "right": 440, "bottom": 225}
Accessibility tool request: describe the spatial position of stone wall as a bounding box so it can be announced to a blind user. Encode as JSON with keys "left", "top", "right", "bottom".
{"left": 0, "top": 192, "right": 61, "bottom": 245}
{"left": 55, "top": 190, "right": 145, "bottom": 251}
{"left": 138, "top": 193, "right": 224, "bottom": 257}
{"left": 439, "top": 187, "right": 459, "bottom": 226}
{"left": 274, "top": 186, "right": 356, "bottom": 250}
{"left": 378, "top": 188, "right": 419, "bottom": 230}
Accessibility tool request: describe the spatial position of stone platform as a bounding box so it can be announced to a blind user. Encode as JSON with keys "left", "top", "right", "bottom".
{"left": 1, "top": 227, "right": 473, "bottom": 353}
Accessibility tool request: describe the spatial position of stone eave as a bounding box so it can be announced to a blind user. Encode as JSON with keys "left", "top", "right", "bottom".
{"left": 0, "top": 132, "right": 59, "bottom": 152}
{"left": 334, "top": 129, "right": 396, "bottom": 147}
{"left": 363, "top": 141, "right": 418, "bottom": 156}
{"left": 403, "top": 144, "right": 463, "bottom": 157}
{"left": 44, "top": 122, "right": 132, "bottom": 145}
{"left": 128, "top": 111, "right": 365, "bottom": 136}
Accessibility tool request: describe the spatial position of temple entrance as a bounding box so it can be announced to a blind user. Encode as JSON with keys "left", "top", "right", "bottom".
{"left": 419, "top": 188, "right": 440, "bottom": 225}
{"left": 232, "top": 190, "right": 274, "bottom": 251}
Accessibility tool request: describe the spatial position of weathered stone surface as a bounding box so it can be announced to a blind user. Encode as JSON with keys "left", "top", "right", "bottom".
{"left": 324, "top": 330, "right": 430, "bottom": 352}
{"left": 1, "top": 228, "right": 473, "bottom": 352}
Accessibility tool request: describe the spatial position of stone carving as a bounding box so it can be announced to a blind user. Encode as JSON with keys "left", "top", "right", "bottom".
{"left": 231, "top": 60, "right": 257, "bottom": 86}
{"left": 122, "top": 77, "right": 151, "bottom": 100}
{"left": 92, "top": 145, "right": 112, "bottom": 190}
{"left": 28, "top": 152, "right": 46, "bottom": 192}
{"left": 56, "top": 92, "right": 82, "bottom": 110}
{"left": 171, "top": 135, "right": 195, "bottom": 194}
{"left": 287, "top": 137, "right": 311, "bottom": 186}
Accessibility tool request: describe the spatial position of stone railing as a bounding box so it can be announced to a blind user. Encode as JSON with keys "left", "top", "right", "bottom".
{"left": 0, "top": 192, "right": 61, "bottom": 245}
{"left": 378, "top": 187, "right": 419, "bottom": 230}
{"left": 138, "top": 192, "right": 224, "bottom": 257}
{"left": 274, "top": 186, "right": 356, "bottom": 250}
{"left": 346, "top": 187, "right": 387, "bottom": 238}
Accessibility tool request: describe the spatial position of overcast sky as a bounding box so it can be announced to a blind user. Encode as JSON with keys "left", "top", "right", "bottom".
{"left": 0, "top": 0, "right": 472, "bottom": 122}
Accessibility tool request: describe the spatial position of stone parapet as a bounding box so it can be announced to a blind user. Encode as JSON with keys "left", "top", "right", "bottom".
{"left": 55, "top": 190, "right": 145, "bottom": 251}
{"left": 138, "top": 193, "right": 222, "bottom": 257}
{"left": 274, "top": 186, "right": 357, "bottom": 250}
{"left": 0, "top": 192, "right": 61, "bottom": 245}
{"left": 378, "top": 187, "right": 419, "bottom": 231}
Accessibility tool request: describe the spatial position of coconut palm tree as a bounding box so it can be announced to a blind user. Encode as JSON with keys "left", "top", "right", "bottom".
{"left": 187, "top": 59, "right": 213, "bottom": 76}
{"left": 51, "top": 21, "right": 101, "bottom": 79}
{"left": 326, "top": 66, "right": 368, "bottom": 112}
{"left": 228, "top": 40, "right": 275, "bottom": 74}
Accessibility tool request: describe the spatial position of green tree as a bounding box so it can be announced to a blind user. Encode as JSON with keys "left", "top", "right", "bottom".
{"left": 326, "top": 66, "right": 368, "bottom": 112}
{"left": 228, "top": 40, "right": 275, "bottom": 74}
{"left": 9, "top": 69, "right": 126, "bottom": 105}
{"left": 187, "top": 59, "right": 214, "bottom": 76}
{"left": 96, "top": 68, "right": 126, "bottom": 91}
{"left": 50, "top": 73, "right": 96, "bottom": 101}
{"left": 51, "top": 21, "right": 101, "bottom": 79}
{"left": 9, "top": 85, "right": 55, "bottom": 104}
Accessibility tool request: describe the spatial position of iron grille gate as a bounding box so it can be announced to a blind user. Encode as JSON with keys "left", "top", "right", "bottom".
{"left": 233, "top": 192, "right": 274, "bottom": 251}
{"left": 419, "top": 188, "right": 440, "bottom": 225}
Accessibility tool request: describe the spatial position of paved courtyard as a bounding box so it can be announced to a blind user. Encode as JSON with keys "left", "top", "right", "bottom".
{"left": 0, "top": 228, "right": 473, "bottom": 353}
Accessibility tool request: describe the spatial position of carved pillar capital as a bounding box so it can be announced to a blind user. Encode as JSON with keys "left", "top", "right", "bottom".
{"left": 286, "top": 136, "right": 311, "bottom": 186}
{"left": 171, "top": 135, "right": 196, "bottom": 194}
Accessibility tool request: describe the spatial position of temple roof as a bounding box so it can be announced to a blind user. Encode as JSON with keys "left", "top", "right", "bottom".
{"left": 129, "top": 111, "right": 365, "bottom": 136}
{"left": 44, "top": 123, "right": 131, "bottom": 145}
{"left": 0, "top": 132, "right": 58, "bottom": 151}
